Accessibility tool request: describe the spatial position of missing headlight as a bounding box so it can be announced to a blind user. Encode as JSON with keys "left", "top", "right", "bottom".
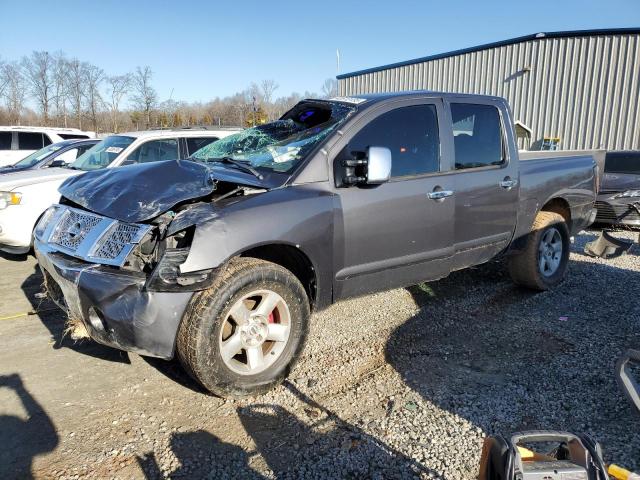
{"left": 146, "top": 226, "right": 216, "bottom": 291}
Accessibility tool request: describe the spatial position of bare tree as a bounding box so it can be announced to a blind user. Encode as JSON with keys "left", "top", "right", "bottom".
{"left": 67, "top": 58, "right": 86, "bottom": 129}
{"left": 321, "top": 78, "right": 338, "bottom": 98}
{"left": 21, "top": 51, "right": 55, "bottom": 125}
{"left": 83, "top": 64, "right": 104, "bottom": 133}
{"left": 0, "top": 57, "right": 6, "bottom": 99}
{"left": 260, "top": 79, "right": 279, "bottom": 120}
{"left": 0, "top": 61, "right": 27, "bottom": 124}
{"left": 131, "top": 66, "right": 157, "bottom": 129}
{"left": 106, "top": 74, "right": 131, "bottom": 132}
{"left": 52, "top": 52, "right": 69, "bottom": 127}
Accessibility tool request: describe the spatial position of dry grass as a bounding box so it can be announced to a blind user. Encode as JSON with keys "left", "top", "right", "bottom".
{"left": 63, "top": 315, "right": 90, "bottom": 341}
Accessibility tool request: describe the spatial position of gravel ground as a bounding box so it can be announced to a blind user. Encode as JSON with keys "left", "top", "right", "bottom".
{"left": 0, "top": 229, "right": 638, "bottom": 479}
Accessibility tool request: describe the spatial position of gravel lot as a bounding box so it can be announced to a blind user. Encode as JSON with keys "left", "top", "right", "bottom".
{"left": 0, "top": 229, "right": 638, "bottom": 479}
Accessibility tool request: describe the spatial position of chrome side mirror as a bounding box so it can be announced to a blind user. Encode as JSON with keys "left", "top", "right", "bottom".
{"left": 366, "top": 146, "right": 392, "bottom": 184}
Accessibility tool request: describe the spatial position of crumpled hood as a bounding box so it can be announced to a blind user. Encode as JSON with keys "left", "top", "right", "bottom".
{"left": 59, "top": 160, "right": 218, "bottom": 223}
{"left": 0, "top": 167, "right": 79, "bottom": 190}
{"left": 601, "top": 172, "right": 640, "bottom": 193}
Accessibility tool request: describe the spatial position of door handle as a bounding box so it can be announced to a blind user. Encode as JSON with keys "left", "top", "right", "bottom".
{"left": 499, "top": 178, "right": 518, "bottom": 189}
{"left": 428, "top": 190, "right": 454, "bottom": 200}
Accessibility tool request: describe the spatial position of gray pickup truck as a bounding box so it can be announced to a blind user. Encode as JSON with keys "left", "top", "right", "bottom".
{"left": 34, "top": 92, "right": 600, "bottom": 397}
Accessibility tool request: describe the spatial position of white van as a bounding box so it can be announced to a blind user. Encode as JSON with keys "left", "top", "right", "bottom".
{"left": 0, "top": 126, "right": 96, "bottom": 167}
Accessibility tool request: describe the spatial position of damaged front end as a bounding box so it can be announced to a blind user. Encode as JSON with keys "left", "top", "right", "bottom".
{"left": 33, "top": 160, "right": 267, "bottom": 358}
{"left": 584, "top": 202, "right": 639, "bottom": 259}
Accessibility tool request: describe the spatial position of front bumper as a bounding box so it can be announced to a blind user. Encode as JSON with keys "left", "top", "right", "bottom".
{"left": 34, "top": 239, "right": 194, "bottom": 359}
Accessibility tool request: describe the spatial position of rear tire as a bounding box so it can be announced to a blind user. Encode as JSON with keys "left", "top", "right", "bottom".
{"left": 508, "top": 211, "right": 570, "bottom": 291}
{"left": 176, "top": 257, "right": 310, "bottom": 398}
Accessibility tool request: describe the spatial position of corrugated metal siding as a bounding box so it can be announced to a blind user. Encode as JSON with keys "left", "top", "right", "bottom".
{"left": 338, "top": 34, "right": 640, "bottom": 150}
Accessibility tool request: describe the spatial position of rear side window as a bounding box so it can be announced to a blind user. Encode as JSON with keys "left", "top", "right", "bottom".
{"left": 604, "top": 152, "right": 640, "bottom": 174}
{"left": 126, "top": 138, "right": 179, "bottom": 164}
{"left": 0, "top": 132, "right": 11, "bottom": 149}
{"left": 42, "top": 134, "right": 52, "bottom": 146}
{"left": 451, "top": 103, "right": 504, "bottom": 170}
{"left": 186, "top": 137, "right": 218, "bottom": 156}
{"left": 17, "top": 132, "right": 45, "bottom": 150}
{"left": 347, "top": 104, "right": 440, "bottom": 177}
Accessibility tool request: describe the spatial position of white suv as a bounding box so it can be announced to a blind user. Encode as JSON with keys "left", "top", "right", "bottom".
{"left": 0, "top": 128, "right": 241, "bottom": 254}
{"left": 0, "top": 126, "right": 96, "bottom": 167}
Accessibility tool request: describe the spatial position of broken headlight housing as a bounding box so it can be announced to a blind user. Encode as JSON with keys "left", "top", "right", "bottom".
{"left": 146, "top": 227, "right": 216, "bottom": 292}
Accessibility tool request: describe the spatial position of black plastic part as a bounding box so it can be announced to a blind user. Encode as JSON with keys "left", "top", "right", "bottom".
{"left": 584, "top": 229, "right": 634, "bottom": 258}
{"left": 334, "top": 149, "right": 369, "bottom": 187}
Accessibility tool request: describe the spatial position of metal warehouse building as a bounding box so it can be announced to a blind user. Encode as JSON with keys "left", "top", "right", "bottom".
{"left": 337, "top": 28, "right": 640, "bottom": 151}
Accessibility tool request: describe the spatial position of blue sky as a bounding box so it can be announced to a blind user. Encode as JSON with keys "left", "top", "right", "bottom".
{"left": 1, "top": 0, "right": 639, "bottom": 104}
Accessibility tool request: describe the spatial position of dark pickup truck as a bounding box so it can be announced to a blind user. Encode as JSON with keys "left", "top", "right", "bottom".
{"left": 34, "top": 92, "right": 601, "bottom": 397}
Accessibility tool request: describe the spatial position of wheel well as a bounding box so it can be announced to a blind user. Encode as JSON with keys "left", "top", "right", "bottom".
{"left": 240, "top": 244, "right": 317, "bottom": 309}
{"left": 542, "top": 198, "right": 572, "bottom": 229}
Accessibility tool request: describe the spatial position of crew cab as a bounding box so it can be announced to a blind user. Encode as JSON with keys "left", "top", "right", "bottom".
{"left": 33, "top": 92, "right": 600, "bottom": 397}
{"left": 0, "top": 128, "right": 239, "bottom": 254}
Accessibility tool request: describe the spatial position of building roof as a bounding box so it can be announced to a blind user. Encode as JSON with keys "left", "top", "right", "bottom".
{"left": 336, "top": 27, "right": 640, "bottom": 80}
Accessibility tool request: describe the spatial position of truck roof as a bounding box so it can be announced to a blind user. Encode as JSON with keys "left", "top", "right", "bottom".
{"left": 327, "top": 90, "right": 505, "bottom": 107}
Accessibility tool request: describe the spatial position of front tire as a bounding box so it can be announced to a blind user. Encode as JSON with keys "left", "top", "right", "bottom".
{"left": 176, "top": 257, "right": 310, "bottom": 398}
{"left": 508, "top": 211, "right": 570, "bottom": 291}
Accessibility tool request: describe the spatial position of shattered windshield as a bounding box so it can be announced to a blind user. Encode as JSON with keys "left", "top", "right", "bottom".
{"left": 191, "top": 101, "right": 355, "bottom": 174}
{"left": 71, "top": 135, "right": 135, "bottom": 171}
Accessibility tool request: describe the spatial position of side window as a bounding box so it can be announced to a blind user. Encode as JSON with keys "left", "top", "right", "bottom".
{"left": 0, "top": 132, "right": 11, "bottom": 149}
{"left": 42, "top": 134, "right": 52, "bottom": 146}
{"left": 126, "top": 138, "right": 179, "bottom": 164}
{"left": 347, "top": 105, "right": 440, "bottom": 177}
{"left": 451, "top": 103, "right": 504, "bottom": 170}
{"left": 75, "top": 144, "right": 94, "bottom": 158}
{"left": 56, "top": 148, "right": 79, "bottom": 163}
{"left": 186, "top": 137, "right": 218, "bottom": 156}
{"left": 17, "top": 132, "right": 45, "bottom": 150}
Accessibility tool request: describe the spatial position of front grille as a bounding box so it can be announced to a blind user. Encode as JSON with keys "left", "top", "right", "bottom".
{"left": 595, "top": 201, "right": 640, "bottom": 223}
{"left": 40, "top": 205, "right": 152, "bottom": 267}
{"left": 93, "top": 223, "right": 145, "bottom": 260}
{"left": 51, "top": 209, "right": 103, "bottom": 251}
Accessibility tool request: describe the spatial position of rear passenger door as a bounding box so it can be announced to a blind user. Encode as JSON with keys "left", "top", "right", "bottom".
{"left": 333, "top": 100, "right": 455, "bottom": 299}
{"left": 446, "top": 100, "right": 518, "bottom": 269}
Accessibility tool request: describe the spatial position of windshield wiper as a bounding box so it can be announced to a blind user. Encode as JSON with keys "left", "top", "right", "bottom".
{"left": 207, "top": 156, "right": 264, "bottom": 180}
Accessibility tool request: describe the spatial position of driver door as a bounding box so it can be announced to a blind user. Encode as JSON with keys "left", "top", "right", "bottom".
{"left": 332, "top": 100, "right": 455, "bottom": 299}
